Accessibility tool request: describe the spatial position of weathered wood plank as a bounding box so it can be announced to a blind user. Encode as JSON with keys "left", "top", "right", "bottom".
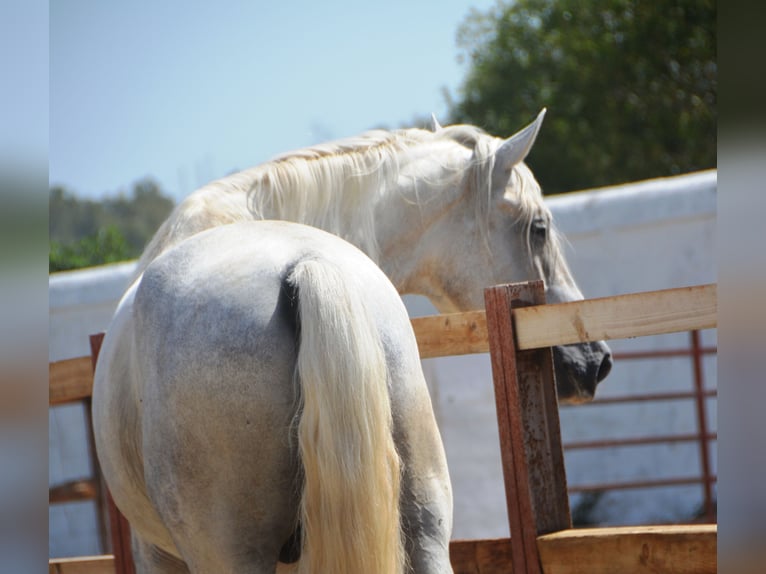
{"left": 411, "top": 310, "right": 488, "bottom": 358}
{"left": 536, "top": 524, "right": 717, "bottom": 574}
{"left": 410, "top": 284, "right": 716, "bottom": 357}
{"left": 49, "top": 526, "right": 716, "bottom": 574}
{"left": 49, "top": 555, "right": 115, "bottom": 574}
{"left": 514, "top": 284, "right": 717, "bottom": 350}
{"left": 49, "top": 478, "right": 98, "bottom": 504}
{"left": 450, "top": 538, "right": 513, "bottom": 574}
{"left": 486, "top": 282, "right": 557, "bottom": 574}
{"left": 49, "top": 356, "right": 93, "bottom": 405}
{"left": 512, "top": 296, "right": 571, "bottom": 536}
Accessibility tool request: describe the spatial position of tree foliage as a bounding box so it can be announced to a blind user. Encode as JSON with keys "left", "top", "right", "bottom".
{"left": 49, "top": 179, "right": 174, "bottom": 272}
{"left": 49, "top": 226, "right": 134, "bottom": 272}
{"left": 449, "top": 0, "right": 716, "bottom": 194}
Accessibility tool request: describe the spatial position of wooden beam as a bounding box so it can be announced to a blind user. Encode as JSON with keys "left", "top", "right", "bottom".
{"left": 49, "top": 555, "right": 115, "bottom": 574}
{"left": 49, "top": 478, "right": 98, "bottom": 504}
{"left": 450, "top": 538, "right": 513, "bottom": 574}
{"left": 536, "top": 524, "right": 717, "bottom": 574}
{"left": 49, "top": 356, "right": 93, "bottom": 405}
{"left": 49, "top": 526, "right": 716, "bottom": 574}
{"left": 513, "top": 284, "right": 717, "bottom": 350}
{"left": 88, "top": 332, "right": 110, "bottom": 554}
{"left": 484, "top": 281, "right": 571, "bottom": 574}
{"left": 485, "top": 284, "right": 539, "bottom": 574}
{"left": 411, "top": 310, "right": 488, "bottom": 358}
{"left": 411, "top": 284, "right": 716, "bottom": 357}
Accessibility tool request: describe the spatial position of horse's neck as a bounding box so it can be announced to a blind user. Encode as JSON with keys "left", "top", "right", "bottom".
{"left": 147, "top": 138, "right": 473, "bottom": 295}
{"left": 243, "top": 138, "right": 471, "bottom": 256}
{"left": 370, "top": 143, "right": 474, "bottom": 294}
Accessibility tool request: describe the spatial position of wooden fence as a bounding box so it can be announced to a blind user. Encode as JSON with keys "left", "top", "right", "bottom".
{"left": 49, "top": 282, "right": 717, "bottom": 574}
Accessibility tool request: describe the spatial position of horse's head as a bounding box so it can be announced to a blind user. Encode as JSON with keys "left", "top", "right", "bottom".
{"left": 422, "top": 110, "right": 612, "bottom": 402}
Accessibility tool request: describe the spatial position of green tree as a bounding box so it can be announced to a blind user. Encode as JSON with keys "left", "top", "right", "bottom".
{"left": 449, "top": 0, "right": 716, "bottom": 194}
{"left": 49, "top": 225, "right": 133, "bottom": 272}
{"left": 49, "top": 179, "right": 175, "bottom": 272}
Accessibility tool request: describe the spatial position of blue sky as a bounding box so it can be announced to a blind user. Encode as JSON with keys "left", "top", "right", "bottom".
{"left": 50, "top": 0, "right": 497, "bottom": 201}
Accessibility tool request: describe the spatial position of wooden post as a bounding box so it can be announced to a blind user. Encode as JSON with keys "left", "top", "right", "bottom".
{"left": 86, "top": 334, "right": 109, "bottom": 554}
{"left": 484, "top": 281, "right": 572, "bottom": 574}
{"left": 89, "top": 333, "right": 135, "bottom": 574}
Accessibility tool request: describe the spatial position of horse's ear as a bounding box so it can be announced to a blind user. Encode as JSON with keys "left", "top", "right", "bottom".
{"left": 430, "top": 113, "right": 442, "bottom": 132}
{"left": 495, "top": 108, "right": 546, "bottom": 170}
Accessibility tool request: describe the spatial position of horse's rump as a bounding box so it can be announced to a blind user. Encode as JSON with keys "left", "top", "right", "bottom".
{"left": 126, "top": 222, "right": 412, "bottom": 573}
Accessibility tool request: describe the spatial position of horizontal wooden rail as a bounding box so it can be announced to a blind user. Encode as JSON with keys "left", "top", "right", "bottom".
{"left": 513, "top": 284, "right": 716, "bottom": 350}
{"left": 535, "top": 524, "right": 717, "bottom": 574}
{"left": 50, "top": 284, "right": 718, "bottom": 399}
{"left": 50, "top": 524, "right": 716, "bottom": 574}
{"left": 451, "top": 525, "right": 717, "bottom": 573}
{"left": 50, "top": 356, "right": 94, "bottom": 405}
{"left": 411, "top": 310, "right": 488, "bottom": 359}
{"left": 412, "top": 284, "right": 716, "bottom": 358}
{"left": 49, "top": 555, "right": 115, "bottom": 574}
{"left": 49, "top": 478, "right": 99, "bottom": 504}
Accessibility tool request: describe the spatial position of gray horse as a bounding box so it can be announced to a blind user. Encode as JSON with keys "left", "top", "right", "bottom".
{"left": 94, "top": 112, "right": 613, "bottom": 572}
{"left": 93, "top": 222, "right": 453, "bottom": 573}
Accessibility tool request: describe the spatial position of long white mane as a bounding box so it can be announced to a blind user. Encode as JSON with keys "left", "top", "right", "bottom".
{"left": 136, "top": 124, "right": 550, "bottom": 275}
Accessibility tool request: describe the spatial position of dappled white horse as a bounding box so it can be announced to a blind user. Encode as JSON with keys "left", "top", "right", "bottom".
{"left": 95, "top": 222, "right": 451, "bottom": 573}
{"left": 94, "top": 111, "right": 613, "bottom": 572}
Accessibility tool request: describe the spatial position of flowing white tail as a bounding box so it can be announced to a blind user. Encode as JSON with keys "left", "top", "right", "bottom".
{"left": 288, "top": 259, "right": 405, "bottom": 574}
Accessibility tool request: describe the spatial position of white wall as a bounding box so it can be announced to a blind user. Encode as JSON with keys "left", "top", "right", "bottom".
{"left": 49, "top": 170, "right": 716, "bottom": 555}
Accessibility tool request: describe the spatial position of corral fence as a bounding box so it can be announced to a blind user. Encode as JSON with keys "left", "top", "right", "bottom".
{"left": 49, "top": 281, "right": 717, "bottom": 574}
{"left": 560, "top": 328, "right": 716, "bottom": 522}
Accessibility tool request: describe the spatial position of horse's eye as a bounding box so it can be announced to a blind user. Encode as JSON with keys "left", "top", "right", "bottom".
{"left": 531, "top": 219, "right": 548, "bottom": 242}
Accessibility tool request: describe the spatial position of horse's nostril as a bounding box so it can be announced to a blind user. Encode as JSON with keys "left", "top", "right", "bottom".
{"left": 597, "top": 352, "right": 613, "bottom": 383}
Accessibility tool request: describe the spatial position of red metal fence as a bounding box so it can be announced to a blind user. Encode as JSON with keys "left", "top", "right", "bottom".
{"left": 561, "top": 329, "right": 717, "bottom": 522}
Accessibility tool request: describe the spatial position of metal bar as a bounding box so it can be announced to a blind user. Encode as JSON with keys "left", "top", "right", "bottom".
{"left": 690, "top": 330, "right": 716, "bottom": 522}
{"left": 612, "top": 346, "right": 717, "bottom": 360}
{"left": 562, "top": 389, "right": 718, "bottom": 406}
{"left": 568, "top": 475, "right": 718, "bottom": 493}
{"left": 564, "top": 433, "right": 718, "bottom": 450}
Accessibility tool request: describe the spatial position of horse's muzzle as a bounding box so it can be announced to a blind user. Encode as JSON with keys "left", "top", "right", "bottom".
{"left": 553, "top": 341, "right": 613, "bottom": 404}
